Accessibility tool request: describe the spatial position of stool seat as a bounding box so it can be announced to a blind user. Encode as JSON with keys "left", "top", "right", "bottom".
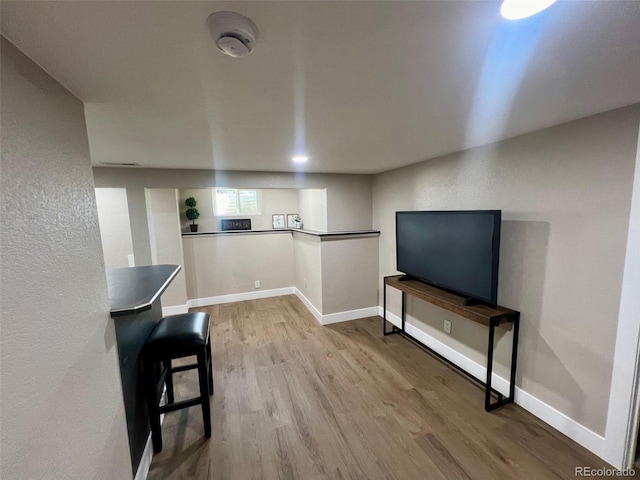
{"left": 143, "top": 312, "right": 210, "bottom": 359}
{"left": 141, "top": 312, "right": 213, "bottom": 453}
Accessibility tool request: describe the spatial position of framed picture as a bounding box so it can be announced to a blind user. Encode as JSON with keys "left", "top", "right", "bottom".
{"left": 272, "top": 214, "right": 285, "bottom": 229}
{"left": 287, "top": 214, "right": 301, "bottom": 229}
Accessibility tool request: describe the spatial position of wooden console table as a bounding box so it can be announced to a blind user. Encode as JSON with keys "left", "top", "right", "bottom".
{"left": 383, "top": 275, "right": 520, "bottom": 411}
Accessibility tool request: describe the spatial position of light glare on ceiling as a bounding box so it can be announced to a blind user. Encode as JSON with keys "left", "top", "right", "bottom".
{"left": 292, "top": 155, "right": 308, "bottom": 163}
{"left": 500, "top": 0, "right": 557, "bottom": 19}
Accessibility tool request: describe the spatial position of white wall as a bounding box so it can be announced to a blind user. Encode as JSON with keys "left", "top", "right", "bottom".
{"left": 93, "top": 170, "right": 373, "bottom": 310}
{"left": 182, "top": 233, "right": 294, "bottom": 300}
{"left": 178, "top": 188, "right": 299, "bottom": 232}
{"left": 293, "top": 233, "right": 323, "bottom": 312}
{"left": 373, "top": 105, "right": 640, "bottom": 436}
{"left": 145, "top": 188, "right": 188, "bottom": 309}
{"left": 603, "top": 119, "right": 640, "bottom": 468}
{"left": 95, "top": 188, "right": 134, "bottom": 268}
{"left": 321, "top": 237, "right": 379, "bottom": 314}
{"left": 0, "top": 38, "right": 132, "bottom": 479}
{"left": 326, "top": 175, "right": 372, "bottom": 232}
{"left": 92, "top": 168, "right": 373, "bottom": 235}
{"left": 299, "top": 189, "right": 328, "bottom": 232}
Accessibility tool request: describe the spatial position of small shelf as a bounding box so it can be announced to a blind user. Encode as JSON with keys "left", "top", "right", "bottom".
{"left": 384, "top": 275, "right": 516, "bottom": 327}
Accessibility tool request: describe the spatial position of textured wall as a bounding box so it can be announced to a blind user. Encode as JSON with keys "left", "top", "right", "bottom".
{"left": 145, "top": 188, "right": 188, "bottom": 308}
{"left": 373, "top": 105, "right": 640, "bottom": 435}
{"left": 95, "top": 188, "right": 134, "bottom": 268}
{"left": 0, "top": 38, "right": 132, "bottom": 479}
{"left": 321, "top": 237, "right": 379, "bottom": 314}
{"left": 293, "top": 233, "right": 323, "bottom": 312}
{"left": 299, "top": 189, "right": 328, "bottom": 232}
{"left": 182, "top": 233, "right": 294, "bottom": 299}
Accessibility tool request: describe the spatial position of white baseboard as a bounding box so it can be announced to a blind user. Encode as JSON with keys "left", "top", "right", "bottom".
{"left": 134, "top": 434, "right": 153, "bottom": 480}
{"left": 322, "top": 306, "right": 380, "bottom": 325}
{"left": 294, "top": 288, "right": 378, "bottom": 325}
{"left": 293, "top": 288, "right": 323, "bottom": 324}
{"left": 187, "top": 287, "right": 295, "bottom": 308}
{"left": 134, "top": 387, "right": 168, "bottom": 480}
{"left": 187, "top": 287, "right": 376, "bottom": 326}
{"left": 162, "top": 304, "right": 189, "bottom": 316}
{"left": 379, "top": 307, "right": 606, "bottom": 461}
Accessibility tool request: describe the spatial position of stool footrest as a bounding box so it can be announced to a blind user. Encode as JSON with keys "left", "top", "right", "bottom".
{"left": 170, "top": 363, "right": 199, "bottom": 373}
{"left": 158, "top": 397, "right": 203, "bottom": 414}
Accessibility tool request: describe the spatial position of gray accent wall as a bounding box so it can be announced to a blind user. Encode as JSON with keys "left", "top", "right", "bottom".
{"left": 0, "top": 37, "right": 132, "bottom": 479}
{"left": 373, "top": 104, "right": 640, "bottom": 435}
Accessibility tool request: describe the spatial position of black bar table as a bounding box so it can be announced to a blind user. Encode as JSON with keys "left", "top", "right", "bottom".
{"left": 107, "top": 264, "right": 181, "bottom": 476}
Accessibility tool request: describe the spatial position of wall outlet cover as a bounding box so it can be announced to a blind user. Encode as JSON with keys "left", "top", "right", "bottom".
{"left": 444, "top": 319, "right": 452, "bottom": 334}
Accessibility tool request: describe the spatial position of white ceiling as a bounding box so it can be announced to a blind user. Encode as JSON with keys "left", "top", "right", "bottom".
{"left": 2, "top": 1, "right": 639, "bottom": 174}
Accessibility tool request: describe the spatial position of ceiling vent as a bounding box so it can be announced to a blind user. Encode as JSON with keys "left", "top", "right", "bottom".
{"left": 207, "top": 11, "right": 258, "bottom": 58}
{"left": 99, "top": 162, "right": 141, "bottom": 167}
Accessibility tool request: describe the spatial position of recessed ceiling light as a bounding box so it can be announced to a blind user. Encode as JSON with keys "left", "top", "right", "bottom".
{"left": 292, "top": 155, "right": 308, "bottom": 163}
{"left": 500, "top": 0, "right": 557, "bottom": 20}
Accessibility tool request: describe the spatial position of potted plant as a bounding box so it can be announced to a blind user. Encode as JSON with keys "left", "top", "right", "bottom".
{"left": 185, "top": 197, "right": 200, "bottom": 232}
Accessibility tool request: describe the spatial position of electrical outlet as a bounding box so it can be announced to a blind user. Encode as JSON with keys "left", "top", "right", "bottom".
{"left": 444, "top": 319, "right": 452, "bottom": 334}
{"left": 254, "top": 280, "right": 260, "bottom": 289}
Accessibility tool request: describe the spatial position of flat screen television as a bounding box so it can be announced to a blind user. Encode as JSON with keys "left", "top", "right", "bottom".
{"left": 396, "top": 210, "right": 501, "bottom": 306}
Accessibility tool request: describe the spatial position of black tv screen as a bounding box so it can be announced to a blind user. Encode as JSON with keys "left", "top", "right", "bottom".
{"left": 396, "top": 210, "right": 501, "bottom": 305}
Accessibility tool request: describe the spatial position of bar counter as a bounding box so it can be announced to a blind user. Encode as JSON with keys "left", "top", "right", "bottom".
{"left": 107, "top": 264, "right": 181, "bottom": 476}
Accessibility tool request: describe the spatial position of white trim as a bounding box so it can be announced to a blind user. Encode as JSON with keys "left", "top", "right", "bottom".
{"left": 185, "top": 287, "right": 378, "bottom": 325}
{"left": 134, "top": 434, "right": 153, "bottom": 480}
{"left": 187, "top": 287, "right": 295, "bottom": 308}
{"left": 603, "top": 124, "right": 640, "bottom": 470}
{"left": 516, "top": 387, "right": 605, "bottom": 458}
{"left": 379, "top": 307, "right": 606, "bottom": 460}
{"left": 162, "top": 304, "right": 189, "bottom": 316}
{"left": 293, "top": 288, "right": 323, "bottom": 324}
{"left": 294, "top": 288, "right": 378, "bottom": 325}
{"left": 186, "top": 287, "right": 376, "bottom": 326}
{"left": 134, "top": 386, "right": 168, "bottom": 480}
{"left": 321, "top": 306, "right": 379, "bottom": 325}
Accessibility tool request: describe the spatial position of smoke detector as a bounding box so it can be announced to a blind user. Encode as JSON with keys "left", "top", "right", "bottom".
{"left": 207, "top": 11, "right": 258, "bottom": 58}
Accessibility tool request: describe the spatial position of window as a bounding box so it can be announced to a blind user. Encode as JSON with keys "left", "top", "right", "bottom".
{"left": 213, "top": 188, "right": 262, "bottom": 216}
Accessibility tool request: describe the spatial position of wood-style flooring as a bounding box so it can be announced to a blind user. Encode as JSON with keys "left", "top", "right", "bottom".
{"left": 148, "top": 295, "right": 625, "bottom": 480}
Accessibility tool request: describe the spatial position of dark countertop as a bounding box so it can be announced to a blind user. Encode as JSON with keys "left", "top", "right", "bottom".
{"left": 291, "top": 229, "right": 380, "bottom": 239}
{"left": 182, "top": 229, "right": 380, "bottom": 239}
{"left": 107, "top": 264, "right": 181, "bottom": 317}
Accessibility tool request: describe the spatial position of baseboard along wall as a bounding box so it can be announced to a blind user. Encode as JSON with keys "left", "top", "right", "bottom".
{"left": 181, "top": 287, "right": 378, "bottom": 326}
{"left": 162, "top": 304, "right": 189, "bottom": 316}
{"left": 186, "top": 287, "right": 295, "bottom": 309}
{"left": 380, "top": 308, "right": 607, "bottom": 462}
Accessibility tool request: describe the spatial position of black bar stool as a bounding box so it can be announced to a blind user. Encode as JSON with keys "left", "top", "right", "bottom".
{"left": 141, "top": 312, "right": 213, "bottom": 453}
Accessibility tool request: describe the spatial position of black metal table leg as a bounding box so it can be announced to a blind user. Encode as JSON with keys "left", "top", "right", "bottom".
{"left": 382, "top": 278, "right": 387, "bottom": 335}
{"left": 401, "top": 291, "right": 406, "bottom": 333}
{"left": 383, "top": 278, "right": 398, "bottom": 336}
{"left": 485, "top": 318, "right": 497, "bottom": 411}
{"left": 509, "top": 313, "right": 520, "bottom": 400}
{"left": 485, "top": 314, "right": 519, "bottom": 411}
